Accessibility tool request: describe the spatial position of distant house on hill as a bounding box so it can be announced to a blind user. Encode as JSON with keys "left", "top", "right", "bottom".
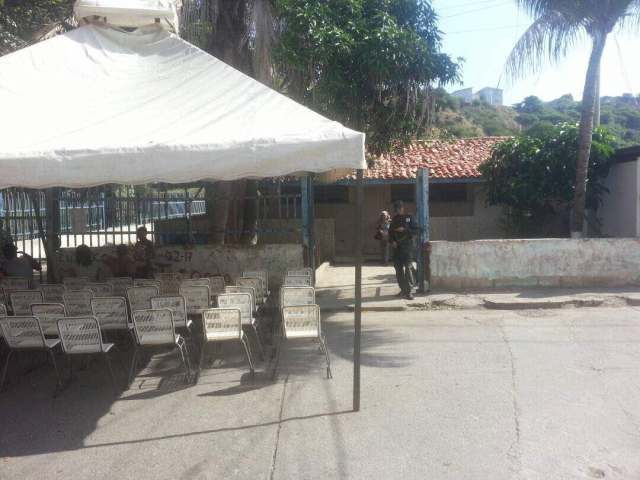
{"left": 452, "top": 87, "right": 504, "bottom": 106}
{"left": 307, "top": 137, "right": 508, "bottom": 258}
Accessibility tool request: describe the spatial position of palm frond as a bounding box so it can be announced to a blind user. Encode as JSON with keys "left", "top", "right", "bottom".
{"left": 504, "top": 10, "right": 584, "bottom": 80}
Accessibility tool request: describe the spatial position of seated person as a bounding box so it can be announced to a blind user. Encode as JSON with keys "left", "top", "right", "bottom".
{"left": 1, "top": 242, "right": 41, "bottom": 285}
{"left": 133, "top": 226, "right": 155, "bottom": 279}
{"left": 105, "top": 244, "right": 136, "bottom": 278}
{"left": 64, "top": 244, "right": 105, "bottom": 281}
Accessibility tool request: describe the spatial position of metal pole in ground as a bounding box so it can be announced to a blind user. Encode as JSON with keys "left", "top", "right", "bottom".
{"left": 353, "top": 169, "right": 364, "bottom": 411}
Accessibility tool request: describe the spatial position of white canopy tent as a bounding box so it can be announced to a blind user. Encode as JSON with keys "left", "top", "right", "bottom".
{"left": 0, "top": 6, "right": 366, "bottom": 410}
{"left": 0, "top": 24, "right": 365, "bottom": 189}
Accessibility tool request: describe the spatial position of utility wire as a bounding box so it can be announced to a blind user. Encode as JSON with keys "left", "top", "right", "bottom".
{"left": 446, "top": 24, "right": 528, "bottom": 35}
{"left": 436, "top": 0, "right": 508, "bottom": 12}
{"left": 442, "top": 1, "right": 512, "bottom": 19}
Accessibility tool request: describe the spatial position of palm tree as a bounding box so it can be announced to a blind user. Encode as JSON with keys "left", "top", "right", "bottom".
{"left": 180, "top": 0, "right": 276, "bottom": 244}
{"left": 506, "top": 0, "right": 640, "bottom": 237}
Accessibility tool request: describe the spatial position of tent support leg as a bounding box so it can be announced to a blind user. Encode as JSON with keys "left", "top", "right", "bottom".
{"left": 353, "top": 169, "right": 363, "bottom": 412}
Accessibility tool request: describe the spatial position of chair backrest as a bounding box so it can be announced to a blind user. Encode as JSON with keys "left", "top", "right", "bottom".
{"left": 237, "top": 277, "right": 264, "bottom": 303}
{"left": 10, "top": 290, "right": 44, "bottom": 316}
{"left": 287, "top": 268, "right": 313, "bottom": 278}
{"left": 57, "top": 316, "right": 105, "bottom": 354}
{"left": 151, "top": 296, "right": 188, "bottom": 329}
{"left": 282, "top": 304, "right": 321, "bottom": 339}
{"left": 63, "top": 290, "right": 94, "bottom": 316}
{"left": 208, "top": 276, "right": 226, "bottom": 295}
{"left": 225, "top": 286, "right": 256, "bottom": 313}
{"left": 0, "top": 316, "right": 46, "bottom": 349}
{"left": 2, "top": 277, "right": 31, "bottom": 291}
{"left": 202, "top": 308, "right": 242, "bottom": 342}
{"left": 30, "top": 303, "right": 66, "bottom": 335}
{"left": 216, "top": 293, "right": 252, "bottom": 325}
{"left": 126, "top": 286, "right": 159, "bottom": 313}
{"left": 91, "top": 297, "right": 129, "bottom": 331}
{"left": 39, "top": 283, "right": 66, "bottom": 303}
{"left": 283, "top": 275, "right": 313, "bottom": 287}
{"left": 158, "top": 273, "right": 182, "bottom": 295}
{"left": 86, "top": 283, "right": 114, "bottom": 297}
{"left": 108, "top": 277, "right": 133, "bottom": 296}
{"left": 134, "top": 279, "right": 161, "bottom": 288}
{"left": 131, "top": 309, "right": 175, "bottom": 345}
{"left": 281, "top": 286, "right": 316, "bottom": 308}
{"left": 180, "top": 278, "right": 210, "bottom": 288}
{"left": 63, "top": 277, "right": 90, "bottom": 291}
{"left": 178, "top": 285, "right": 210, "bottom": 315}
{"left": 243, "top": 271, "right": 268, "bottom": 292}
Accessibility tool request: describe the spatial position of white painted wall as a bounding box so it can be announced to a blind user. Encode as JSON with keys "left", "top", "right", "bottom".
{"left": 600, "top": 159, "right": 640, "bottom": 237}
{"left": 431, "top": 238, "right": 640, "bottom": 288}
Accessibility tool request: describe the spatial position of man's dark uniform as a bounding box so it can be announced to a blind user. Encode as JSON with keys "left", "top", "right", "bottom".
{"left": 389, "top": 211, "right": 416, "bottom": 298}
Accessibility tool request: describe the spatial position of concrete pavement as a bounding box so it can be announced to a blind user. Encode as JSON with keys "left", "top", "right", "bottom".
{"left": 2, "top": 305, "right": 640, "bottom": 479}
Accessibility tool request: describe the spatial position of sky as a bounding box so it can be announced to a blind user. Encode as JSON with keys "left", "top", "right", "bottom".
{"left": 430, "top": 0, "right": 640, "bottom": 105}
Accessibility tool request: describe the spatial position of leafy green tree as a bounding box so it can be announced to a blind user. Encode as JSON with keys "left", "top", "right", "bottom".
{"left": 0, "top": 0, "right": 74, "bottom": 54}
{"left": 505, "top": 0, "right": 640, "bottom": 237}
{"left": 480, "top": 124, "right": 616, "bottom": 236}
{"left": 274, "top": 0, "right": 460, "bottom": 153}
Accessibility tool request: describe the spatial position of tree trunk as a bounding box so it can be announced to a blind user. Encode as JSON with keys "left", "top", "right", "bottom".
{"left": 206, "top": 181, "right": 233, "bottom": 245}
{"left": 594, "top": 65, "right": 601, "bottom": 127}
{"left": 571, "top": 32, "right": 608, "bottom": 237}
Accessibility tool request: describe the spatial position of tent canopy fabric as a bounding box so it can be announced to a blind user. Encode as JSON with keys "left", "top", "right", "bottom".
{"left": 0, "top": 24, "right": 365, "bottom": 189}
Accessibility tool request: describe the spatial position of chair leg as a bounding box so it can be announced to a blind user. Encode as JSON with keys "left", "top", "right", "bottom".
{"left": 128, "top": 346, "right": 139, "bottom": 387}
{"left": 176, "top": 339, "right": 191, "bottom": 384}
{"left": 251, "top": 323, "right": 265, "bottom": 360}
{"left": 240, "top": 334, "right": 255, "bottom": 376}
{"left": 48, "top": 349, "right": 63, "bottom": 396}
{"left": 0, "top": 350, "right": 13, "bottom": 392}
{"left": 104, "top": 353, "right": 119, "bottom": 396}
{"left": 319, "top": 336, "right": 332, "bottom": 379}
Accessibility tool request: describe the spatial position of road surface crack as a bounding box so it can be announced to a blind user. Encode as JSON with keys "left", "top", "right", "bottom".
{"left": 500, "top": 322, "right": 523, "bottom": 475}
{"left": 269, "top": 375, "right": 289, "bottom": 480}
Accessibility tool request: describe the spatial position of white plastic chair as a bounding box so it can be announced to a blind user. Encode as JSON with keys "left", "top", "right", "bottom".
{"left": 200, "top": 308, "right": 254, "bottom": 375}
{"left": 91, "top": 297, "right": 131, "bottom": 334}
{"left": 57, "top": 316, "right": 119, "bottom": 393}
{"left": 0, "top": 304, "right": 6, "bottom": 340}
{"left": 225, "top": 286, "right": 256, "bottom": 314}
{"left": 39, "top": 284, "right": 66, "bottom": 303}
{"left": 287, "top": 268, "right": 313, "bottom": 277}
{"left": 217, "top": 293, "right": 264, "bottom": 359}
{"left": 63, "top": 277, "right": 90, "bottom": 291}
{"left": 30, "top": 303, "right": 66, "bottom": 336}
{"left": 107, "top": 277, "right": 133, "bottom": 296}
{"left": 151, "top": 296, "right": 192, "bottom": 330}
{"left": 243, "top": 270, "right": 269, "bottom": 296}
{"left": 2, "top": 277, "right": 31, "bottom": 291}
{"left": 283, "top": 275, "right": 313, "bottom": 287}
{"left": 280, "top": 304, "right": 331, "bottom": 379}
{"left": 237, "top": 277, "right": 265, "bottom": 305}
{"left": 0, "top": 316, "right": 63, "bottom": 393}
{"left": 133, "top": 279, "right": 161, "bottom": 288}
{"left": 9, "top": 290, "right": 44, "bottom": 316}
{"left": 179, "top": 285, "right": 211, "bottom": 317}
{"left": 280, "top": 286, "right": 315, "bottom": 309}
{"left": 86, "top": 283, "right": 114, "bottom": 297}
{"left": 208, "top": 276, "right": 226, "bottom": 295}
{"left": 126, "top": 286, "right": 159, "bottom": 313}
{"left": 180, "top": 278, "right": 210, "bottom": 288}
{"left": 63, "top": 290, "right": 94, "bottom": 316}
{"left": 129, "top": 309, "right": 192, "bottom": 385}
{"left": 157, "top": 273, "right": 182, "bottom": 295}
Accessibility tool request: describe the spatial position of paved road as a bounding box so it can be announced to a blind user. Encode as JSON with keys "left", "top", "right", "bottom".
{"left": 2, "top": 307, "right": 640, "bottom": 479}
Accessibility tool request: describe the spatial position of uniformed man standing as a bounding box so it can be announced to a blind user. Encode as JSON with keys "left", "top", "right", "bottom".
{"left": 389, "top": 200, "right": 417, "bottom": 300}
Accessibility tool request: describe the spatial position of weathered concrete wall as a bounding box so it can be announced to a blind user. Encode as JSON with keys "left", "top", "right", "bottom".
{"left": 56, "top": 244, "right": 303, "bottom": 289}
{"left": 431, "top": 238, "right": 640, "bottom": 288}
{"left": 601, "top": 159, "right": 640, "bottom": 237}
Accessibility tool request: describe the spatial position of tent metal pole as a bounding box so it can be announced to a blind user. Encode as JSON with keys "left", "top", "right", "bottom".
{"left": 308, "top": 174, "right": 316, "bottom": 284}
{"left": 353, "top": 169, "right": 364, "bottom": 412}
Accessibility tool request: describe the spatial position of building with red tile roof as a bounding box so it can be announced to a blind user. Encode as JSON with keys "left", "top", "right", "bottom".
{"left": 340, "top": 137, "right": 508, "bottom": 183}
